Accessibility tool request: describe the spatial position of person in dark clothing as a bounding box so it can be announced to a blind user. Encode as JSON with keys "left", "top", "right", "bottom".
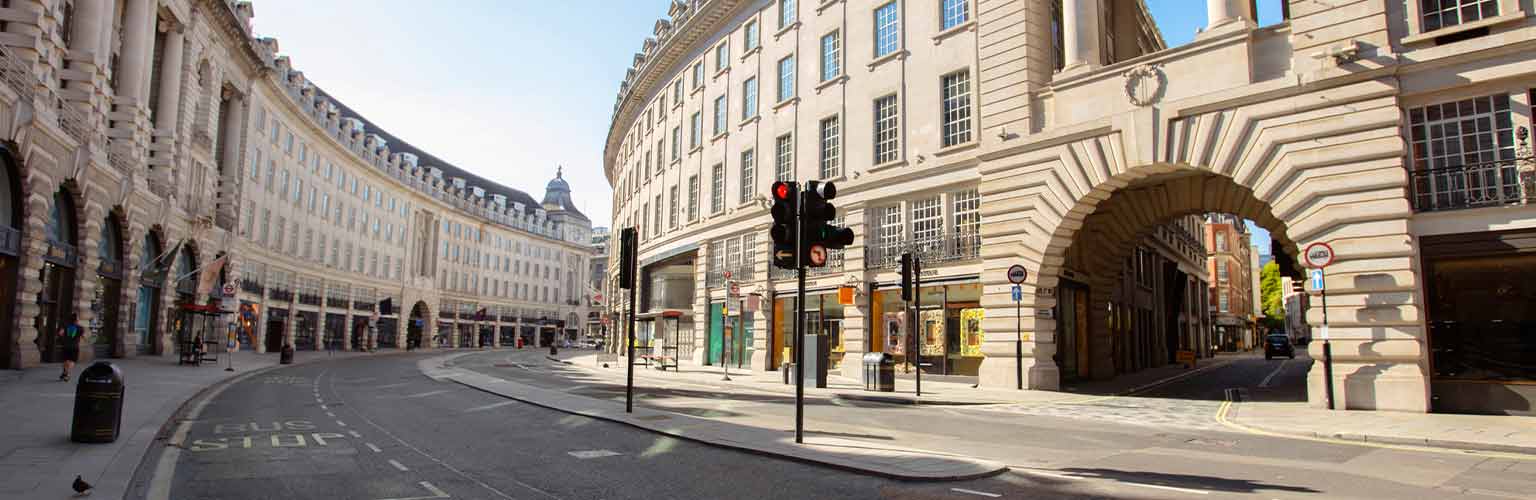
{"left": 58, "top": 316, "right": 83, "bottom": 381}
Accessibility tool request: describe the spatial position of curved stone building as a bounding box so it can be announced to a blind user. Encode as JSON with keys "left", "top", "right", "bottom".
{"left": 604, "top": 0, "right": 1536, "bottom": 414}
{"left": 0, "top": 0, "right": 592, "bottom": 369}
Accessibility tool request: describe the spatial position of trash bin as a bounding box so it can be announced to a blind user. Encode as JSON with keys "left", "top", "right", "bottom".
{"left": 71, "top": 361, "right": 125, "bottom": 443}
{"left": 280, "top": 344, "right": 294, "bottom": 364}
{"left": 862, "top": 352, "right": 895, "bottom": 392}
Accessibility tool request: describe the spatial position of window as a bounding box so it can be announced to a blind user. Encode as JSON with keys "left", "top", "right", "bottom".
{"left": 656, "top": 140, "right": 665, "bottom": 173}
{"left": 742, "top": 77, "right": 758, "bottom": 119}
{"left": 249, "top": 149, "right": 262, "bottom": 179}
{"left": 942, "top": 0, "right": 969, "bottom": 30}
{"left": 819, "top": 116, "right": 840, "bottom": 179}
{"left": 1051, "top": 0, "right": 1065, "bottom": 71}
{"left": 779, "top": 0, "right": 797, "bottom": 28}
{"left": 875, "top": 2, "right": 901, "bottom": 58}
{"left": 1423, "top": 0, "right": 1498, "bottom": 32}
{"left": 1219, "top": 293, "right": 1230, "bottom": 312}
{"left": 877, "top": 205, "right": 903, "bottom": 248}
{"left": 692, "top": 62, "right": 705, "bottom": 89}
{"left": 690, "top": 112, "right": 702, "bottom": 148}
{"left": 745, "top": 19, "right": 759, "bottom": 50}
{"left": 687, "top": 175, "right": 700, "bottom": 221}
{"left": 739, "top": 149, "right": 756, "bottom": 204}
{"left": 1216, "top": 233, "right": 1228, "bottom": 252}
{"left": 713, "top": 95, "right": 727, "bottom": 136}
{"left": 912, "top": 196, "right": 943, "bottom": 244}
{"left": 820, "top": 31, "right": 841, "bottom": 81}
{"left": 941, "top": 71, "right": 973, "bottom": 147}
{"left": 710, "top": 164, "right": 726, "bottom": 213}
{"left": 716, "top": 42, "right": 730, "bottom": 72}
{"left": 673, "top": 79, "right": 683, "bottom": 104}
{"left": 1407, "top": 94, "right": 1518, "bottom": 209}
{"left": 953, "top": 188, "right": 980, "bottom": 237}
{"left": 669, "top": 185, "right": 679, "bottom": 229}
{"left": 775, "top": 134, "right": 794, "bottom": 182}
{"left": 653, "top": 196, "right": 663, "bottom": 237}
{"left": 873, "top": 94, "right": 900, "bottom": 164}
{"left": 1217, "top": 260, "right": 1229, "bottom": 283}
{"left": 641, "top": 202, "right": 651, "bottom": 239}
{"left": 777, "top": 55, "right": 795, "bottom": 102}
{"left": 671, "top": 126, "right": 681, "bottom": 160}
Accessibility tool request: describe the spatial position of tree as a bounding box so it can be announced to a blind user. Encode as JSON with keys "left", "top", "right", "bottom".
{"left": 1259, "top": 261, "right": 1284, "bottom": 331}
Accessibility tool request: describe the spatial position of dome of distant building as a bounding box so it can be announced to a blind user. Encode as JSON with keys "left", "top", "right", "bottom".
{"left": 542, "top": 166, "right": 586, "bottom": 220}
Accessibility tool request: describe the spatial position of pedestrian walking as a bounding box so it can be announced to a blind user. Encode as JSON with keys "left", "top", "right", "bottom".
{"left": 58, "top": 316, "right": 83, "bottom": 381}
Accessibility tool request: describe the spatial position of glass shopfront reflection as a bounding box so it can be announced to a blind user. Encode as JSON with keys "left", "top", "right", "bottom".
{"left": 772, "top": 292, "right": 846, "bottom": 371}
{"left": 870, "top": 282, "right": 984, "bottom": 377}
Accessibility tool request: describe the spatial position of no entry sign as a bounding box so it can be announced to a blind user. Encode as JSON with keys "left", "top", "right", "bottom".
{"left": 1304, "top": 242, "right": 1335, "bottom": 268}
{"left": 1006, "top": 264, "right": 1028, "bottom": 284}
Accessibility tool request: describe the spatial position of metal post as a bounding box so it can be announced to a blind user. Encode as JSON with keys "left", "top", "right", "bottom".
{"left": 625, "top": 255, "right": 638, "bottom": 414}
{"left": 1320, "top": 268, "right": 1334, "bottom": 410}
{"left": 794, "top": 187, "right": 806, "bottom": 444}
{"left": 722, "top": 299, "right": 732, "bottom": 381}
{"left": 914, "top": 255, "right": 922, "bottom": 398}
{"left": 1015, "top": 294, "right": 1022, "bottom": 390}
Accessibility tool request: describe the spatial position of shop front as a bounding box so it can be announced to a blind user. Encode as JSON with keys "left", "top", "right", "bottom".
{"left": 377, "top": 317, "right": 398, "bottom": 349}
{"left": 772, "top": 290, "right": 847, "bottom": 372}
{"left": 295, "top": 311, "right": 319, "bottom": 352}
{"left": 1422, "top": 230, "right": 1536, "bottom": 416}
{"left": 325, "top": 313, "right": 347, "bottom": 351}
{"left": 868, "top": 281, "right": 985, "bottom": 378}
{"left": 706, "top": 301, "right": 751, "bottom": 368}
{"left": 238, "top": 302, "right": 260, "bottom": 351}
{"left": 267, "top": 308, "right": 293, "bottom": 350}
{"left": 499, "top": 325, "right": 517, "bottom": 347}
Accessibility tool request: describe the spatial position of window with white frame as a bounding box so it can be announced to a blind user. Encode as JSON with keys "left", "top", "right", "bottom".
{"left": 688, "top": 175, "right": 700, "bottom": 221}
{"left": 673, "top": 79, "right": 683, "bottom": 103}
{"left": 819, "top": 116, "right": 840, "bottom": 179}
{"left": 692, "top": 62, "right": 704, "bottom": 89}
{"left": 740, "top": 149, "right": 756, "bottom": 204}
{"left": 775, "top": 134, "right": 795, "bottom": 182}
{"left": 1219, "top": 292, "right": 1229, "bottom": 312}
{"left": 953, "top": 187, "right": 979, "bottom": 236}
{"left": 711, "top": 164, "right": 726, "bottom": 213}
{"left": 820, "top": 31, "right": 841, "bottom": 81}
{"left": 671, "top": 126, "right": 681, "bottom": 160}
{"left": 873, "top": 94, "right": 900, "bottom": 164}
{"left": 669, "top": 185, "right": 679, "bottom": 229}
{"left": 716, "top": 42, "right": 730, "bottom": 72}
{"left": 656, "top": 140, "right": 665, "bottom": 173}
{"left": 874, "top": 2, "right": 901, "bottom": 57}
{"left": 1217, "top": 260, "right": 1229, "bottom": 283}
{"left": 876, "top": 205, "right": 903, "bottom": 250}
{"left": 777, "top": 55, "right": 795, "bottom": 102}
{"left": 941, "top": 70, "right": 973, "bottom": 147}
{"left": 780, "top": 0, "right": 796, "bottom": 28}
{"left": 713, "top": 95, "right": 727, "bottom": 136}
{"left": 745, "top": 19, "right": 759, "bottom": 50}
{"left": 912, "top": 196, "right": 943, "bottom": 245}
{"left": 942, "top": 0, "right": 969, "bottom": 29}
{"left": 1422, "top": 0, "right": 1498, "bottom": 32}
{"left": 742, "top": 77, "right": 758, "bottom": 119}
{"left": 690, "top": 112, "right": 702, "bottom": 148}
{"left": 1408, "top": 93, "right": 1519, "bottom": 209}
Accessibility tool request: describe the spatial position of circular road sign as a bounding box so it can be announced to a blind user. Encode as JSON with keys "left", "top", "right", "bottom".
{"left": 1006, "top": 264, "right": 1028, "bottom": 284}
{"left": 222, "top": 283, "right": 237, "bottom": 297}
{"left": 1304, "top": 242, "right": 1335, "bottom": 268}
{"left": 729, "top": 282, "right": 741, "bottom": 297}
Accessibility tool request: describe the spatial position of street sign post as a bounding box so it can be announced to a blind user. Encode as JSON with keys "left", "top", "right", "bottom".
{"left": 1305, "top": 242, "right": 1337, "bottom": 410}
{"left": 1006, "top": 265, "right": 1028, "bottom": 390}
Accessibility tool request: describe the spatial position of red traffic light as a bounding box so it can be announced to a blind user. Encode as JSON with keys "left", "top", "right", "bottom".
{"left": 773, "top": 181, "right": 793, "bottom": 201}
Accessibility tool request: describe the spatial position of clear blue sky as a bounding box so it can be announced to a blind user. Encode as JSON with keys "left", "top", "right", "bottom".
{"left": 253, "top": 0, "right": 1281, "bottom": 249}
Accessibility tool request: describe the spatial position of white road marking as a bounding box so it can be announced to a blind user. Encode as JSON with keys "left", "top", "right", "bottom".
{"left": 1121, "top": 482, "right": 1210, "bottom": 495}
{"left": 326, "top": 412, "right": 336, "bottom": 417}
{"left": 337, "top": 420, "right": 349, "bottom": 427}
{"left": 389, "top": 459, "right": 410, "bottom": 471}
{"left": 366, "top": 442, "right": 383, "bottom": 453}
{"left": 463, "top": 400, "right": 519, "bottom": 413}
{"left": 376, "top": 382, "right": 412, "bottom": 389}
{"left": 1013, "top": 469, "right": 1083, "bottom": 481}
{"left": 320, "top": 404, "right": 329, "bottom": 410}
{"left": 349, "top": 430, "right": 363, "bottom": 438}
{"left": 391, "top": 390, "right": 450, "bottom": 399}
{"left": 374, "top": 481, "right": 450, "bottom": 500}
{"left": 567, "top": 449, "right": 622, "bottom": 459}
{"left": 950, "top": 487, "right": 1001, "bottom": 497}
{"left": 1258, "top": 359, "right": 1289, "bottom": 388}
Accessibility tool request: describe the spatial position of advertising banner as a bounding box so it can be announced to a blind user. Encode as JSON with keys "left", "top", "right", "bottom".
{"left": 883, "top": 311, "right": 905, "bottom": 355}
{"left": 961, "top": 308, "right": 985, "bottom": 357}
{"left": 921, "top": 310, "right": 944, "bottom": 356}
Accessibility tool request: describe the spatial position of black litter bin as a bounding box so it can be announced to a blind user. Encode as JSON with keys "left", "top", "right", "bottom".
{"left": 71, "top": 361, "right": 125, "bottom": 443}
{"left": 862, "top": 352, "right": 895, "bottom": 392}
{"left": 280, "top": 344, "right": 294, "bottom": 364}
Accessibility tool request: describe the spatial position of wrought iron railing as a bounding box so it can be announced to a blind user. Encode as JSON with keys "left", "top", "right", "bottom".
{"left": 771, "top": 249, "right": 845, "bottom": 279}
{"left": 326, "top": 296, "right": 349, "bottom": 308}
{"left": 240, "top": 277, "right": 264, "bottom": 294}
{"left": 298, "top": 292, "right": 322, "bottom": 306}
{"left": 864, "top": 232, "right": 981, "bottom": 270}
{"left": 1411, "top": 159, "right": 1526, "bottom": 212}
{"left": 270, "top": 287, "right": 294, "bottom": 302}
{"left": 0, "top": 42, "right": 133, "bottom": 173}
{"left": 706, "top": 265, "right": 755, "bottom": 288}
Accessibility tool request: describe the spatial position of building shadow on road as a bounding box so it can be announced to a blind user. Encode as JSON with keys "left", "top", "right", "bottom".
{"left": 1056, "top": 467, "right": 1320, "bottom": 494}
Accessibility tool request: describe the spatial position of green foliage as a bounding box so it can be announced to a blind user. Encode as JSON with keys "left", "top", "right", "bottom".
{"left": 1260, "top": 261, "right": 1284, "bottom": 322}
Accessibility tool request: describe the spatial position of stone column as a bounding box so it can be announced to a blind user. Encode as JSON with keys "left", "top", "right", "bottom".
{"left": 116, "top": 0, "right": 157, "bottom": 105}
{"left": 154, "top": 26, "right": 186, "bottom": 131}
{"left": 1204, "top": 0, "right": 1254, "bottom": 32}
{"left": 1059, "top": 0, "right": 1100, "bottom": 75}
{"left": 67, "top": 0, "right": 109, "bottom": 62}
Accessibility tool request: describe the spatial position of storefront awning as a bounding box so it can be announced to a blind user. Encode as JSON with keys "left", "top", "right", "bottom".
{"left": 637, "top": 309, "right": 686, "bottom": 321}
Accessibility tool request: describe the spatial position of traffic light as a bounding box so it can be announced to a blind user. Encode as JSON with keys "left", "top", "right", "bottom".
{"left": 770, "top": 181, "right": 800, "bottom": 269}
{"left": 900, "top": 253, "right": 913, "bottom": 301}
{"left": 800, "top": 181, "right": 854, "bottom": 268}
{"left": 618, "top": 227, "right": 637, "bottom": 289}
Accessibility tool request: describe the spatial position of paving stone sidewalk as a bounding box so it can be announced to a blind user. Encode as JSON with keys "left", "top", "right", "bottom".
{"left": 1226, "top": 400, "right": 1536, "bottom": 454}
{"left": 0, "top": 348, "right": 415, "bottom": 500}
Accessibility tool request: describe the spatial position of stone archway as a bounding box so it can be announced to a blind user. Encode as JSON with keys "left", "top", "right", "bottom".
{"left": 0, "top": 143, "right": 22, "bottom": 368}
{"left": 92, "top": 208, "right": 127, "bottom": 358}
{"left": 978, "top": 84, "right": 1427, "bottom": 410}
{"left": 407, "top": 301, "right": 430, "bottom": 350}
{"left": 37, "top": 182, "right": 82, "bottom": 364}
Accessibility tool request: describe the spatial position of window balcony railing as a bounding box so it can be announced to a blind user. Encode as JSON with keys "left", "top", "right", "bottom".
{"left": 864, "top": 232, "right": 981, "bottom": 271}
{"left": 1412, "top": 132, "right": 1536, "bottom": 212}
{"left": 298, "top": 292, "right": 322, "bottom": 306}
{"left": 326, "top": 296, "right": 349, "bottom": 308}
{"left": 270, "top": 288, "right": 294, "bottom": 302}
{"left": 771, "top": 249, "right": 845, "bottom": 280}
{"left": 706, "top": 265, "right": 755, "bottom": 288}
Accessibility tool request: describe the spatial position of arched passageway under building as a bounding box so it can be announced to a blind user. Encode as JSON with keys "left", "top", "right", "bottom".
{"left": 0, "top": 145, "right": 22, "bottom": 368}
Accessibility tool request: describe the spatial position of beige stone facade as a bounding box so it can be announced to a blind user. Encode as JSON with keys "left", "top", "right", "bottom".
{"left": 604, "top": 0, "right": 1536, "bottom": 413}
{"left": 0, "top": 0, "right": 593, "bottom": 370}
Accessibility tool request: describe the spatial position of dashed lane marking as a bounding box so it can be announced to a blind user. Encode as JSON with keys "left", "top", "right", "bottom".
{"left": 348, "top": 430, "right": 363, "bottom": 438}
{"left": 389, "top": 459, "right": 410, "bottom": 471}
{"left": 1258, "top": 359, "right": 1289, "bottom": 388}
{"left": 320, "top": 404, "right": 329, "bottom": 410}
{"left": 326, "top": 412, "right": 336, "bottom": 417}
{"left": 375, "top": 481, "right": 450, "bottom": 500}
{"left": 566, "top": 450, "right": 622, "bottom": 459}
{"left": 463, "top": 401, "right": 519, "bottom": 413}
{"left": 366, "top": 442, "right": 383, "bottom": 453}
{"left": 337, "top": 420, "right": 348, "bottom": 427}
{"left": 387, "top": 390, "right": 451, "bottom": 399}
{"left": 950, "top": 487, "right": 1001, "bottom": 497}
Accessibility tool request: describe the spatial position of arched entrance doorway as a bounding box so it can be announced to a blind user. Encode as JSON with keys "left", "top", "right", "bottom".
{"left": 407, "top": 301, "right": 429, "bottom": 350}
{"left": 171, "top": 242, "right": 198, "bottom": 348}
{"left": 135, "top": 229, "right": 167, "bottom": 355}
{"left": 93, "top": 210, "right": 126, "bottom": 358}
{"left": 37, "top": 185, "right": 80, "bottom": 363}
{"left": 0, "top": 145, "right": 22, "bottom": 368}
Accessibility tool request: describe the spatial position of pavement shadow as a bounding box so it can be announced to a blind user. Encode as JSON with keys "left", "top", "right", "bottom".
{"left": 1057, "top": 467, "right": 1320, "bottom": 494}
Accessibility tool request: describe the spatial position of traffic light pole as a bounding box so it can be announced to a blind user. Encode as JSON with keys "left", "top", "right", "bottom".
{"left": 793, "top": 193, "right": 806, "bottom": 445}
{"left": 914, "top": 255, "right": 922, "bottom": 398}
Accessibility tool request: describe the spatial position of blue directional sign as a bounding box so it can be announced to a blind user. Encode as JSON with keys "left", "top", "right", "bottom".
{"left": 1011, "top": 285, "right": 1022, "bottom": 301}
{"left": 1310, "top": 269, "right": 1325, "bottom": 291}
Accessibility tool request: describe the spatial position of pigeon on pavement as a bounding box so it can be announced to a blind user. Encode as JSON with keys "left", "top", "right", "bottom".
{"left": 72, "top": 475, "right": 92, "bottom": 496}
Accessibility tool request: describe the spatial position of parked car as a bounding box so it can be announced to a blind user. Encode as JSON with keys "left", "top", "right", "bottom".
{"left": 1265, "top": 334, "right": 1295, "bottom": 360}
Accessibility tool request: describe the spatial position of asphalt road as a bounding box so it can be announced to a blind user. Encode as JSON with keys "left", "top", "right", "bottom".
{"left": 131, "top": 350, "right": 1535, "bottom": 500}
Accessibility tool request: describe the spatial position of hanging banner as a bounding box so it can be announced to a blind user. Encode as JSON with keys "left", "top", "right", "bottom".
{"left": 921, "top": 310, "right": 944, "bottom": 356}
{"left": 883, "top": 311, "right": 905, "bottom": 355}
{"left": 961, "top": 308, "right": 985, "bottom": 357}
